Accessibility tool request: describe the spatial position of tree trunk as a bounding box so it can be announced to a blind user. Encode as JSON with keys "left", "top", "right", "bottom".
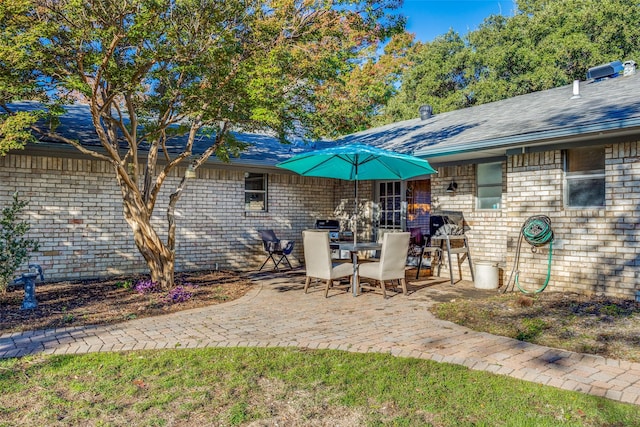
{"left": 142, "top": 244, "right": 175, "bottom": 289}
{"left": 120, "top": 185, "right": 176, "bottom": 290}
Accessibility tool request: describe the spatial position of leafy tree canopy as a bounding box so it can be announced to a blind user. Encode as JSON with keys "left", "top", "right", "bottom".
{"left": 0, "top": 0, "right": 405, "bottom": 288}
{"left": 378, "top": 0, "right": 640, "bottom": 124}
{"left": 0, "top": 0, "right": 50, "bottom": 154}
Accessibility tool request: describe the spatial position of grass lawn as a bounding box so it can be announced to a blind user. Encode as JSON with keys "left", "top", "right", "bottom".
{"left": 1, "top": 347, "right": 638, "bottom": 426}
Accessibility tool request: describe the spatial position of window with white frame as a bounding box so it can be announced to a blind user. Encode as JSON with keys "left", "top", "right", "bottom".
{"left": 477, "top": 162, "right": 502, "bottom": 209}
{"left": 564, "top": 146, "right": 605, "bottom": 208}
{"left": 377, "top": 181, "right": 403, "bottom": 229}
{"left": 244, "top": 173, "right": 267, "bottom": 211}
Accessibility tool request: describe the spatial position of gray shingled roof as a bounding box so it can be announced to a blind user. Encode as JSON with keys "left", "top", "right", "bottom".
{"left": 13, "top": 70, "right": 640, "bottom": 168}
{"left": 335, "top": 71, "right": 640, "bottom": 165}
{"left": 13, "top": 101, "right": 329, "bottom": 169}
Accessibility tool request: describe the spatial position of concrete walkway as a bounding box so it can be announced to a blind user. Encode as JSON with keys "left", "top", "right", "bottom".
{"left": 1, "top": 270, "right": 639, "bottom": 406}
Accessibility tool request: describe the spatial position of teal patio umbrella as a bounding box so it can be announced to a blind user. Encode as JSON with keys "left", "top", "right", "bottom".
{"left": 276, "top": 144, "right": 437, "bottom": 243}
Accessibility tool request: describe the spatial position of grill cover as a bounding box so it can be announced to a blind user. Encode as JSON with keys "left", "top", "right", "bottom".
{"left": 315, "top": 219, "right": 340, "bottom": 230}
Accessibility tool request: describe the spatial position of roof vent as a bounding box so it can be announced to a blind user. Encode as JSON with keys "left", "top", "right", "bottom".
{"left": 623, "top": 60, "right": 637, "bottom": 76}
{"left": 570, "top": 80, "right": 581, "bottom": 99}
{"left": 587, "top": 60, "right": 623, "bottom": 81}
{"left": 419, "top": 105, "right": 433, "bottom": 120}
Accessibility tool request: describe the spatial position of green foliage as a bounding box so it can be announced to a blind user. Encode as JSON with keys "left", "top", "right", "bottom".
{"left": 1, "top": 0, "right": 405, "bottom": 288}
{"left": 516, "top": 318, "right": 550, "bottom": 341}
{"left": 0, "top": 0, "right": 50, "bottom": 155}
{"left": 115, "top": 279, "right": 133, "bottom": 290}
{"left": 312, "top": 32, "right": 415, "bottom": 137}
{"left": 0, "top": 110, "right": 39, "bottom": 156}
{"left": 379, "top": 0, "right": 640, "bottom": 123}
{"left": 377, "top": 30, "right": 470, "bottom": 124}
{"left": 0, "top": 192, "right": 39, "bottom": 291}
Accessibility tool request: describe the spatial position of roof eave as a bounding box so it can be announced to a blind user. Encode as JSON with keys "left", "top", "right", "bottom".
{"left": 413, "top": 117, "right": 640, "bottom": 160}
{"left": 13, "top": 141, "right": 286, "bottom": 172}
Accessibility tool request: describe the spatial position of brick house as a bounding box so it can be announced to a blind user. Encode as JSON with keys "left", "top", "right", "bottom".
{"left": 2, "top": 66, "right": 639, "bottom": 298}
{"left": 1, "top": 103, "right": 348, "bottom": 280}
{"left": 334, "top": 64, "right": 640, "bottom": 299}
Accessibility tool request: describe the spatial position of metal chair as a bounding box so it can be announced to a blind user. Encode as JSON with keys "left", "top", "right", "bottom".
{"left": 407, "top": 227, "right": 425, "bottom": 267}
{"left": 258, "top": 230, "right": 295, "bottom": 271}
{"left": 414, "top": 235, "right": 442, "bottom": 279}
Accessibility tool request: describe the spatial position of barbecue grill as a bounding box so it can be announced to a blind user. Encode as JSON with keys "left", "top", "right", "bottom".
{"left": 314, "top": 219, "right": 340, "bottom": 241}
{"left": 314, "top": 219, "right": 354, "bottom": 242}
{"left": 314, "top": 219, "right": 352, "bottom": 259}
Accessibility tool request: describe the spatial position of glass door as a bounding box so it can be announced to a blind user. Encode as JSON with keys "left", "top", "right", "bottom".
{"left": 374, "top": 179, "right": 431, "bottom": 248}
{"left": 376, "top": 181, "right": 403, "bottom": 231}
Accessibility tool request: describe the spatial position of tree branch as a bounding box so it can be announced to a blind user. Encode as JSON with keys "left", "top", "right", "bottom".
{"left": 31, "top": 125, "right": 111, "bottom": 163}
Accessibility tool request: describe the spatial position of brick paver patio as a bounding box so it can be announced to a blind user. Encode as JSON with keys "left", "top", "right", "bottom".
{"left": 1, "top": 270, "right": 639, "bottom": 406}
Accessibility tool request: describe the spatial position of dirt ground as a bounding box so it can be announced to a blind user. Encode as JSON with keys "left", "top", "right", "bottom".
{"left": 431, "top": 289, "right": 640, "bottom": 363}
{"left": 0, "top": 270, "right": 253, "bottom": 334}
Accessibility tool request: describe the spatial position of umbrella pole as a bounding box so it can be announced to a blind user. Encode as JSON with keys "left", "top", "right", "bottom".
{"left": 353, "top": 163, "right": 358, "bottom": 297}
{"left": 354, "top": 182, "right": 358, "bottom": 246}
{"left": 354, "top": 162, "right": 358, "bottom": 246}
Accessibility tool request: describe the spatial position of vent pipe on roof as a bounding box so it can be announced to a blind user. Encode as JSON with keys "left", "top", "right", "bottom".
{"left": 571, "top": 80, "right": 581, "bottom": 99}
{"left": 419, "top": 105, "right": 433, "bottom": 120}
{"left": 623, "top": 60, "right": 637, "bottom": 76}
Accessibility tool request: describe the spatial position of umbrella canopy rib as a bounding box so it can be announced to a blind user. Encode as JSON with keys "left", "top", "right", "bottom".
{"left": 294, "top": 155, "right": 339, "bottom": 176}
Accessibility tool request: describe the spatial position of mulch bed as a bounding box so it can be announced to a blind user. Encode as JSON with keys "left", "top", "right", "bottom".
{"left": 0, "top": 270, "right": 254, "bottom": 334}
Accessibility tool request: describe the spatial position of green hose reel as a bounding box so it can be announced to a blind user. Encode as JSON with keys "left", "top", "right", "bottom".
{"left": 504, "top": 215, "right": 555, "bottom": 294}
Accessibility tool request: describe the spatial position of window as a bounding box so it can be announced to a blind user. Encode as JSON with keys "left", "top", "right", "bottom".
{"left": 245, "top": 173, "right": 267, "bottom": 211}
{"left": 564, "top": 147, "right": 605, "bottom": 208}
{"left": 477, "top": 162, "right": 502, "bottom": 209}
{"left": 377, "top": 181, "right": 402, "bottom": 229}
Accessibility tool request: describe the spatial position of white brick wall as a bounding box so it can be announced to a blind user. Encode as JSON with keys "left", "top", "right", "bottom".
{"left": 503, "top": 143, "right": 639, "bottom": 299}
{"left": 0, "top": 152, "right": 337, "bottom": 281}
{"left": 428, "top": 142, "right": 639, "bottom": 299}
{"left": 3, "top": 139, "right": 638, "bottom": 298}
{"left": 431, "top": 164, "right": 507, "bottom": 284}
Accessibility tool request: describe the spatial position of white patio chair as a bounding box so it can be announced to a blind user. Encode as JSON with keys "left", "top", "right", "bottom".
{"left": 302, "top": 230, "right": 354, "bottom": 298}
{"left": 358, "top": 232, "right": 410, "bottom": 298}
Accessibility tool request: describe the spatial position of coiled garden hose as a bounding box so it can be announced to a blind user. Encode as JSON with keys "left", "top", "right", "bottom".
{"left": 503, "top": 215, "right": 554, "bottom": 294}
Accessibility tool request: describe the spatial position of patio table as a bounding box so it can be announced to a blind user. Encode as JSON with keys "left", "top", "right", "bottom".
{"left": 330, "top": 242, "right": 381, "bottom": 296}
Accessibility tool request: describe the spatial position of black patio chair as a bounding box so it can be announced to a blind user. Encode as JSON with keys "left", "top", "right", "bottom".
{"left": 407, "top": 227, "right": 425, "bottom": 267}
{"left": 258, "top": 230, "right": 295, "bottom": 271}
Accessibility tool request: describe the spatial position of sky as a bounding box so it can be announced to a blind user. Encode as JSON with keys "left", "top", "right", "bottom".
{"left": 400, "top": 0, "right": 515, "bottom": 42}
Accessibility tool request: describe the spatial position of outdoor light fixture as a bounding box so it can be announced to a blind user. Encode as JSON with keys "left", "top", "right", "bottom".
{"left": 185, "top": 164, "right": 196, "bottom": 179}
{"left": 446, "top": 179, "right": 458, "bottom": 193}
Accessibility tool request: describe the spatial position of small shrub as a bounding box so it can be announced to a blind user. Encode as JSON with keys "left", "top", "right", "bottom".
{"left": 0, "top": 193, "right": 39, "bottom": 292}
{"left": 600, "top": 304, "right": 625, "bottom": 317}
{"left": 134, "top": 279, "right": 160, "bottom": 295}
{"left": 516, "top": 318, "right": 549, "bottom": 341}
{"left": 166, "top": 285, "right": 196, "bottom": 304}
{"left": 115, "top": 279, "right": 133, "bottom": 290}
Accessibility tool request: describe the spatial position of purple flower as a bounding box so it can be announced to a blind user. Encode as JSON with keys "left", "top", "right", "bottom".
{"left": 166, "top": 285, "right": 195, "bottom": 303}
{"left": 134, "top": 279, "right": 160, "bottom": 295}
